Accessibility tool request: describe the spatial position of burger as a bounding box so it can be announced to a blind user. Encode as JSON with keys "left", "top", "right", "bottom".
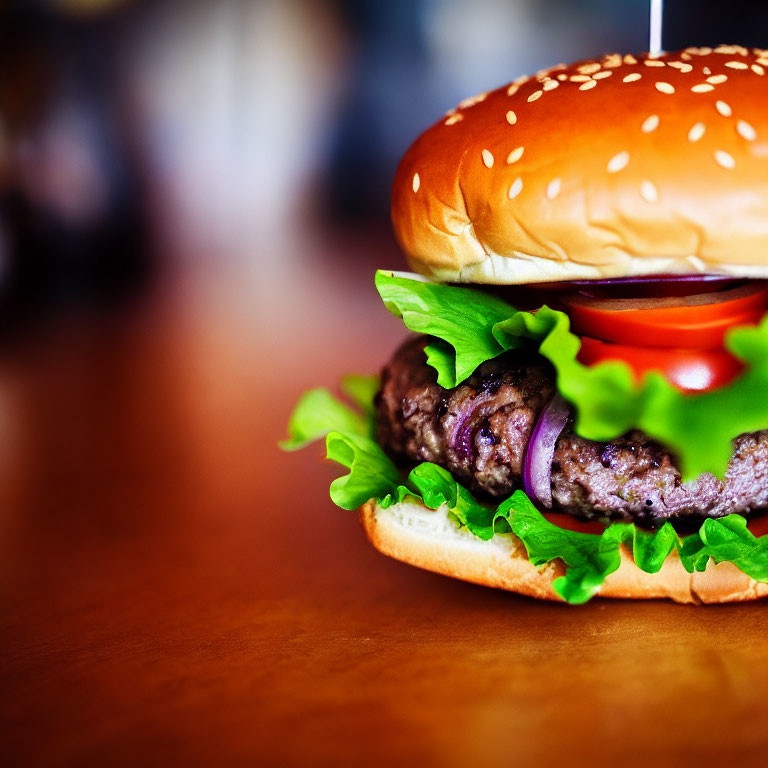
{"left": 283, "top": 45, "right": 768, "bottom": 604}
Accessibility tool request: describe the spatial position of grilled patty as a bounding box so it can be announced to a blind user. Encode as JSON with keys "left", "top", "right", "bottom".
{"left": 375, "top": 336, "right": 768, "bottom": 527}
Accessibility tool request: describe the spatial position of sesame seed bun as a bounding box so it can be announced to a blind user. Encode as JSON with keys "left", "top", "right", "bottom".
{"left": 392, "top": 46, "right": 768, "bottom": 285}
{"left": 360, "top": 497, "right": 768, "bottom": 604}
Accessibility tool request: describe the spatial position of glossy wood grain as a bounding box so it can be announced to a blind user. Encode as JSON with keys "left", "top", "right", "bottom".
{"left": 1, "top": 229, "right": 767, "bottom": 767}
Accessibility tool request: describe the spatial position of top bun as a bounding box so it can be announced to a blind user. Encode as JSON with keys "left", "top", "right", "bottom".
{"left": 391, "top": 46, "right": 768, "bottom": 284}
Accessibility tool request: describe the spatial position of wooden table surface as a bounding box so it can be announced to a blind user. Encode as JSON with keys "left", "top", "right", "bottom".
{"left": 1, "top": 227, "right": 767, "bottom": 767}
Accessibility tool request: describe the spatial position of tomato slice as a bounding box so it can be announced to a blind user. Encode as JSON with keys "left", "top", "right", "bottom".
{"left": 747, "top": 516, "right": 768, "bottom": 537}
{"left": 563, "top": 282, "right": 768, "bottom": 349}
{"left": 541, "top": 512, "right": 607, "bottom": 534}
{"left": 545, "top": 512, "right": 768, "bottom": 537}
{"left": 578, "top": 336, "right": 744, "bottom": 392}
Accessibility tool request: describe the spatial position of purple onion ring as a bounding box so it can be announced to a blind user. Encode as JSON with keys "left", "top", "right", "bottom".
{"left": 565, "top": 274, "right": 736, "bottom": 287}
{"left": 522, "top": 394, "right": 570, "bottom": 508}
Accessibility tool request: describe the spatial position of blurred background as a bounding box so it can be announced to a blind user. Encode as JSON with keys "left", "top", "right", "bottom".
{"left": 1, "top": 0, "right": 768, "bottom": 317}
{"left": 4, "top": 3, "right": 768, "bottom": 765}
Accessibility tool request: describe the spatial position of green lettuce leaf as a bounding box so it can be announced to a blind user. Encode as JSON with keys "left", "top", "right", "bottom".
{"left": 282, "top": 384, "right": 768, "bottom": 603}
{"left": 340, "top": 374, "right": 380, "bottom": 419}
{"left": 326, "top": 431, "right": 400, "bottom": 509}
{"left": 375, "top": 270, "right": 768, "bottom": 480}
{"left": 280, "top": 377, "right": 378, "bottom": 451}
{"left": 679, "top": 514, "right": 768, "bottom": 579}
{"left": 374, "top": 271, "right": 524, "bottom": 385}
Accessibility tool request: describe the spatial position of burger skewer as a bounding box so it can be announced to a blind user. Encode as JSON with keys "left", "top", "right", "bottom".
{"left": 649, "top": 0, "right": 664, "bottom": 59}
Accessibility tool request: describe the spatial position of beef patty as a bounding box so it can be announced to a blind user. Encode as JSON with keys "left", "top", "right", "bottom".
{"left": 375, "top": 335, "right": 768, "bottom": 527}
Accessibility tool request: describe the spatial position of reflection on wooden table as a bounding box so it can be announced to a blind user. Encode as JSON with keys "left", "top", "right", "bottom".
{"left": 1, "top": 226, "right": 767, "bottom": 768}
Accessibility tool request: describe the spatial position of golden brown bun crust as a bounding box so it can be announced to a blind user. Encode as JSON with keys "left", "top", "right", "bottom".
{"left": 359, "top": 498, "right": 768, "bottom": 604}
{"left": 392, "top": 46, "right": 768, "bottom": 284}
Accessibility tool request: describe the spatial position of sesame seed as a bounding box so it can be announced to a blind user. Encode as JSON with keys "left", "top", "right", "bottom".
{"left": 570, "top": 75, "right": 592, "bottom": 82}
{"left": 691, "top": 83, "right": 715, "bottom": 92}
{"left": 655, "top": 82, "right": 675, "bottom": 94}
{"left": 688, "top": 122, "right": 706, "bottom": 142}
{"left": 707, "top": 74, "right": 728, "bottom": 84}
{"left": 752, "top": 64, "right": 765, "bottom": 75}
{"left": 737, "top": 120, "right": 757, "bottom": 141}
{"left": 681, "top": 52, "right": 693, "bottom": 60}
{"left": 642, "top": 114, "right": 660, "bottom": 133}
{"left": 505, "top": 110, "right": 517, "bottom": 125}
{"left": 668, "top": 61, "right": 693, "bottom": 72}
{"left": 481, "top": 149, "right": 494, "bottom": 168}
{"left": 623, "top": 73, "right": 642, "bottom": 83}
{"left": 507, "top": 83, "right": 520, "bottom": 96}
{"left": 458, "top": 92, "right": 487, "bottom": 109}
{"left": 543, "top": 79, "right": 559, "bottom": 91}
{"left": 714, "top": 150, "right": 735, "bottom": 169}
{"left": 527, "top": 90, "right": 543, "bottom": 102}
{"left": 715, "top": 45, "right": 739, "bottom": 54}
{"left": 546, "top": 178, "right": 561, "bottom": 200}
{"left": 444, "top": 114, "right": 463, "bottom": 126}
{"left": 758, "top": 57, "right": 768, "bottom": 67}
{"left": 508, "top": 178, "right": 523, "bottom": 199}
{"left": 607, "top": 151, "right": 630, "bottom": 173}
{"left": 412, "top": 173, "right": 420, "bottom": 193}
{"left": 715, "top": 100, "right": 732, "bottom": 117}
{"left": 579, "top": 80, "right": 597, "bottom": 91}
{"left": 624, "top": 54, "right": 638, "bottom": 64}
{"left": 557, "top": 74, "right": 568, "bottom": 81}
{"left": 725, "top": 61, "right": 748, "bottom": 69}
{"left": 703, "top": 66, "right": 712, "bottom": 75}
{"left": 640, "top": 180, "right": 659, "bottom": 203}
{"left": 577, "top": 62, "right": 601, "bottom": 75}
{"left": 592, "top": 71, "right": 613, "bottom": 80}
{"left": 506, "top": 146, "right": 525, "bottom": 164}
{"left": 602, "top": 54, "right": 623, "bottom": 68}
{"left": 644, "top": 59, "right": 666, "bottom": 67}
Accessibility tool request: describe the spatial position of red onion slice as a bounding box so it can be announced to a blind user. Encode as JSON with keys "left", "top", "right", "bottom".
{"left": 566, "top": 274, "right": 735, "bottom": 286}
{"left": 523, "top": 394, "right": 570, "bottom": 508}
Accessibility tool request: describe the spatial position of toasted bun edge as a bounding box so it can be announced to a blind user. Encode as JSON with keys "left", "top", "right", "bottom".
{"left": 391, "top": 46, "right": 768, "bottom": 285}
{"left": 359, "top": 498, "right": 768, "bottom": 604}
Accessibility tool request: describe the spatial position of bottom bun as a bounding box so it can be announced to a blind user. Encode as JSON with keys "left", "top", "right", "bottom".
{"left": 359, "top": 498, "right": 768, "bottom": 604}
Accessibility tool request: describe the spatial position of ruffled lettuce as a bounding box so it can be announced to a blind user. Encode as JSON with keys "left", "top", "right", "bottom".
{"left": 375, "top": 270, "right": 768, "bottom": 480}
{"left": 283, "top": 386, "right": 768, "bottom": 604}
{"left": 280, "top": 375, "right": 379, "bottom": 451}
